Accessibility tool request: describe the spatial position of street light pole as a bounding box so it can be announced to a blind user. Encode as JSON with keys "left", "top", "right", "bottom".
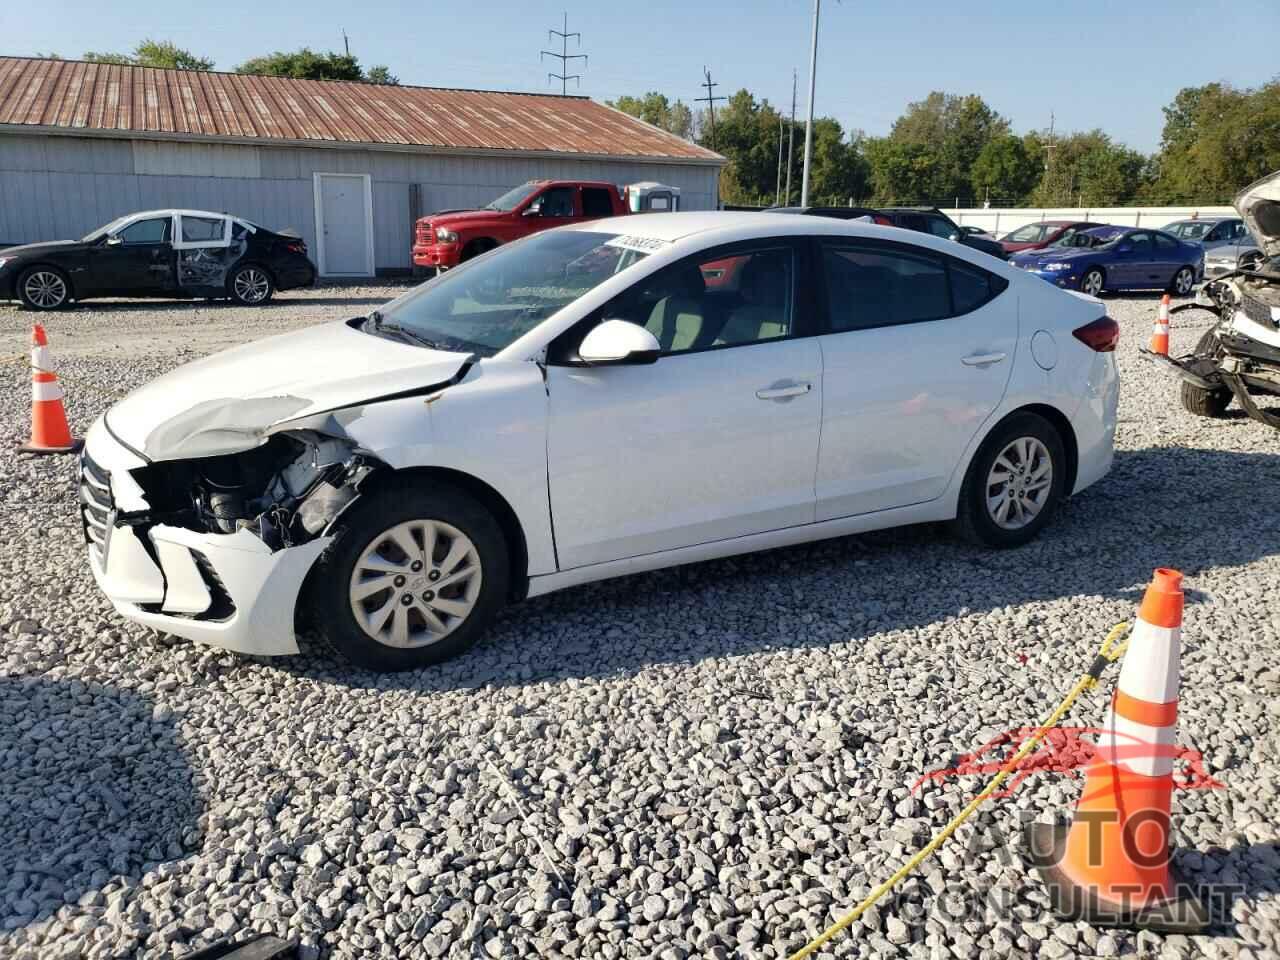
{"left": 800, "top": 0, "right": 820, "bottom": 206}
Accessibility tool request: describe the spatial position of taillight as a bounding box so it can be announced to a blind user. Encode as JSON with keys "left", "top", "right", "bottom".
{"left": 286, "top": 240, "right": 306, "bottom": 254}
{"left": 1072, "top": 316, "right": 1119, "bottom": 352}
{"left": 874, "top": 215, "right": 893, "bottom": 226}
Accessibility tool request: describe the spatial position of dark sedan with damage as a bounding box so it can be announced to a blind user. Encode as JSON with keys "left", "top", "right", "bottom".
{"left": 0, "top": 209, "right": 316, "bottom": 310}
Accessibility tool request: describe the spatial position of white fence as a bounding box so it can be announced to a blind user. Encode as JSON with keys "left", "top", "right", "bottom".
{"left": 944, "top": 206, "right": 1236, "bottom": 237}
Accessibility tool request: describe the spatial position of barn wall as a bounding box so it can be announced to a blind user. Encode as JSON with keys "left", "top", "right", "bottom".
{"left": 0, "top": 133, "right": 722, "bottom": 273}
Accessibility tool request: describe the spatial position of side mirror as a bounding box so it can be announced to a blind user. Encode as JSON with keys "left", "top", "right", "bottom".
{"left": 105, "top": 235, "right": 123, "bottom": 246}
{"left": 523, "top": 204, "right": 542, "bottom": 217}
{"left": 578, "top": 319, "right": 660, "bottom": 366}
{"left": 948, "top": 232, "right": 961, "bottom": 242}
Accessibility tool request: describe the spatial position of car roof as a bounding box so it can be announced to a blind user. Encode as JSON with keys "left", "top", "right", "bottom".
{"left": 1164, "top": 216, "right": 1235, "bottom": 225}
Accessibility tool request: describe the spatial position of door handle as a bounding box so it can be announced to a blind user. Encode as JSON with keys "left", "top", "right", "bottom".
{"left": 961, "top": 352, "right": 1007, "bottom": 367}
{"left": 756, "top": 382, "right": 811, "bottom": 401}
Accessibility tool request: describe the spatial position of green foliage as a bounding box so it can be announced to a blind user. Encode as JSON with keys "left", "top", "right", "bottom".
{"left": 970, "top": 134, "right": 1040, "bottom": 200}
{"left": 607, "top": 92, "right": 694, "bottom": 139}
{"left": 1150, "top": 80, "right": 1280, "bottom": 202}
{"left": 878, "top": 91, "right": 1009, "bottom": 200}
{"left": 235, "top": 49, "right": 365, "bottom": 82}
{"left": 84, "top": 39, "right": 214, "bottom": 71}
{"left": 1030, "top": 130, "right": 1146, "bottom": 205}
{"left": 364, "top": 66, "right": 400, "bottom": 86}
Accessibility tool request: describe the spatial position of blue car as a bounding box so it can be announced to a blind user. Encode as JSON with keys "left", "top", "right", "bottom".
{"left": 1009, "top": 226, "right": 1203, "bottom": 297}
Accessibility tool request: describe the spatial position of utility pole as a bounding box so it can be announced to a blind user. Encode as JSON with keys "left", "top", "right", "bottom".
{"left": 695, "top": 67, "right": 727, "bottom": 151}
{"left": 775, "top": 116, "right": 784, "bottom": 206}
{"left": 800, "top": 0, "right": 820, "bottom": 207}
{"left": 1043, "top": 111, "right": 1057, "bottom": 201}
{"left": 342, "top": 30, "right": 350, "bottom": 56}
{"left": 541, "top": 12, "right": 587, "bottom": 96}
{"left": 785, "top": 70, "right": 796, "bottom": 204}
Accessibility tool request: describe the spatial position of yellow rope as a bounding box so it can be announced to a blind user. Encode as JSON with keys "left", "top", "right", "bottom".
{"left": 785, "top": 621, "right": 1131, "bottom": 960}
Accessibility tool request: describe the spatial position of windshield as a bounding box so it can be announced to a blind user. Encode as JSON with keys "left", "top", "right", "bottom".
{"left": 81, "top": 215, "right": 133, "bottom": 242}
{"left": 1004, "top": 223, "right": 1049, "bottom": 243}
{"left": 485, "top": 183, "right": 541, "bottom": 212}
{"left": 1164, "top": 221, "right": 1214, "bottom": 240}
{"left": 370, "top": 230, "right": 656, "bottom": 357}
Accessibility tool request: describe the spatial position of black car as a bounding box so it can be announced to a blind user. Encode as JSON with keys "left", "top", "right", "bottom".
{"left": 877, "top": 206, "right": 1009, "bottom": 260}
{"left": 767, "top": 205, "right": 894, "bottom": 225}
{"left": 0, "top": 209, "right": 316, "bottom": 310}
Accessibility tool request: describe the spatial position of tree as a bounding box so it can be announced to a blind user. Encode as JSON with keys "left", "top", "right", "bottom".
{"left": 607, "top": 92, "right": 694, "bottom": 139}
{"left": 84, "top": 39, "right": 214, "bottom": 71}
{"left": 235, "top": 49, "right": 364, "bottom": 82}
{"left": 1031, "top": 130, "right": 1145, "bottom": 205}
{"left": 364, "top": 65, "right": 400, "bottom": 86}
{"left": 970, "top": 134, "right": 1040, "bottom": 201}
{"left": 883, "top": 91, "right": 1009, "bottom": 200}
{"left": 865, "top": 138, "right": 943, "bottom": 204}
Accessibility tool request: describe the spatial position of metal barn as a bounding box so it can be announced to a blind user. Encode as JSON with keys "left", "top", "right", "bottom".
{"left": 0, "top": 57, "right": 724, "bottom": 276}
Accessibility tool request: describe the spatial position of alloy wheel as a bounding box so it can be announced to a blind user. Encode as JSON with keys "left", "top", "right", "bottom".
{"left": 233, "top": 268, "right": 270, "bottom": 303}
{"left": 348, "top": 519, "right": 483, "bottom": 648}
{"left": 1174, "top": 268, "right": 1194, "bottom": 296}
{"left": 24, "top": 271, "right": 67, "bottom": 308}
{"left": 1082, "top": 271, "right": 1103, "bottom": 297}
{"left": 985, "top": 437, "right": 1054, "bottom": 530}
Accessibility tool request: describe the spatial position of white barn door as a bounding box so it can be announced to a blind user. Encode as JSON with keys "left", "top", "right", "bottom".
{"left": 314, "top": 173, "right": 374, "bottom": 276}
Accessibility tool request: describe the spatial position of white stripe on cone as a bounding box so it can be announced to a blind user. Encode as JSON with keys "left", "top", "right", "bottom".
{"left": 31, "top": 345, "right": 50, "bottom": 369}
{"left": 1117, "top": 620, "right": 1180, "bottom": 704}
{"left": 1100, "top": 711, "right": 1176, "bottom": 777}
{"left": 32, "top": 380, "right": 65, "bottom": 402}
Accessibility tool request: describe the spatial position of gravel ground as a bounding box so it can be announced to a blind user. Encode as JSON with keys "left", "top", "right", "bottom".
{"left": 1, "top": 286, "right": 1278, "bottom": 960}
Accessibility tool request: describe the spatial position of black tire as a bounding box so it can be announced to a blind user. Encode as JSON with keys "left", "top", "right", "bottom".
{"left": 1168, "top": 265, "right": 1196, "bottom": 297}
{"left": 17, "top": 266, "right": 71, "bottom": 310}
{"left": 228, "top": 264, "right": 274, "bottom": 305}
{"left": 311, "top": 481, "right": 510, "bottom": 671}
{"left": 1079, "top": 268, "right": 1105, "bottom": 297}
{"left": 951, "top": 412, "right": 1067, "bottom": 548}
{"left": 1179, "top": 329, "right": 1231, "bottom": 418}
{"left": 460, "top": 238, "right": 498, "bottom": 262}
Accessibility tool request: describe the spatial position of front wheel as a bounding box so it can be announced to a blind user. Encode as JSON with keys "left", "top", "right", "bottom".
{"left": 18, "top": 267, "right": 71, "bottom": 310}
{"left": 1170, "top": 266, "right": 1195, "bottom": 297}
{"left": 1080, "top": 268, "right": 1105, "bottom": 297}
{"left": 229, "top": 265, "right": 274, "bottom": 305}
{"left": 312, "top": 483, "right": 510, "bottom": 671}
{"left": 951, "top": 412, "right": 1067, "bottom": 548}
{"left": 1179, "top": 329, "right": 1231, "bottom": 418}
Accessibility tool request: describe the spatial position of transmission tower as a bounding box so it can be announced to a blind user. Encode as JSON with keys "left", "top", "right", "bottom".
{"left": 695, "top": 67, "right": 727, "bottom": 151}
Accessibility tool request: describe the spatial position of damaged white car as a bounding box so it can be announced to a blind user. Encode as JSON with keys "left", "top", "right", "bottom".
{"left": 82, "top": 213, "right": 1118, "bottom": 670}
{"left": 1147, "top": 171, "right": 1280, "bottom": 428}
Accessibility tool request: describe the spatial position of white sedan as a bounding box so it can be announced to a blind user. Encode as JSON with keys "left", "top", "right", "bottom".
{"left": 80, "top": 213, "right": 1118, "bottom": 670}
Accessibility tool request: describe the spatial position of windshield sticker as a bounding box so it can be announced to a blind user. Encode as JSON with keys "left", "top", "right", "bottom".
{"left": 605, "top": 235, "right": 670, "bottom": 254}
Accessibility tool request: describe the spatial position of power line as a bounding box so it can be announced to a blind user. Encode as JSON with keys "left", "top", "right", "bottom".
{"left": 540, "top": 12, "right": 587, "bottom": 96}
{"left": 695, "top": 66, "right": 727, "bottom": 151}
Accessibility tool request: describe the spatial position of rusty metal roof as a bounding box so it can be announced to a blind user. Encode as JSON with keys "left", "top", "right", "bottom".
{"left": 0, "top": 56, "right": 723, "bottom": 165}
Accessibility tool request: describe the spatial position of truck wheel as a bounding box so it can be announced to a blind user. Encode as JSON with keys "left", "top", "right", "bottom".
{"left": 1179, "top": 329, "right": 1231, "bottom": 418}
{"left": 461, "top": 238, "right": 497, "bottom": 262}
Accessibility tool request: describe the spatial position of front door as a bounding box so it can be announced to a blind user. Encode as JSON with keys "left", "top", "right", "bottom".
{"left": 546, "top": 240, "right": 823, "bottom": 569}
{"left": 525, "top": 185, "right": 579, "bottom": 235}
{"left": 91, "top": 215, "right": 175, "bottom": 293}
{"left": 316, "top": 173, "right": 372, "bottom": 276}
{"left": 814, "top": 238, "right": 1017, "bottom": 519}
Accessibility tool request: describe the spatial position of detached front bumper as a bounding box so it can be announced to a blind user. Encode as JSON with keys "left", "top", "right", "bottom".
{"left": 80, "top": 417, "right": 329, "bottom": 656}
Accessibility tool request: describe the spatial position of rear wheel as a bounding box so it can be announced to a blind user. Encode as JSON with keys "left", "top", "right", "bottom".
{"left": 1170, "top": 266, "right": 1195, "bottom": 297}
{"left": 229, "top": 264, "right": 274, "bottom": 305}
{"left": 952, "top": 412, "right": 1066, "bottom": 548}
{"left": 18, "top": 267, "right": 70, "bottom": 310}
{"left": 1080, "top": 268, "right": 1105, "bottom": 297}
{"left": 312, "top": 483, "right": 509, "bottom": 671}
{"left": 1179, "top": 329, "right": 1231, "bottom": 418}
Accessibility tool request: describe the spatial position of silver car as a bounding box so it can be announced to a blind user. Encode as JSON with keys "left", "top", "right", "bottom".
{"left": 1162, "top": 216, "right": 1260, "bottom": 279}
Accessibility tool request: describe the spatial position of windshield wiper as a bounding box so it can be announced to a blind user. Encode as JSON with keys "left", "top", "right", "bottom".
{"left": 363, "top": 312, "right": 442, "bottom": 350}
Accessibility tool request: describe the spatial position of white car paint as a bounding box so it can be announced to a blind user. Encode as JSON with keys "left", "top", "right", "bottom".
{"left": 81, "top": 212, "right": 1119, "bottom": 657}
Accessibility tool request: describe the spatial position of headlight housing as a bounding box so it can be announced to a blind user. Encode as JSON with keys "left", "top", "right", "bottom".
{"left": 435, "top": 227, "right": 459, "bottom": 243}
{"left": 1044, "top": 262, "right": 1072, "bottom": 272}
{"left": 0, "top": 257, "right": 11, "bottom": 271}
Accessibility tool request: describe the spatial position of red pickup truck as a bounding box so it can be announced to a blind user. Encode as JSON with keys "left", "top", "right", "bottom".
{"left": 412, "top": 179, "right": 629, "bottom": 271}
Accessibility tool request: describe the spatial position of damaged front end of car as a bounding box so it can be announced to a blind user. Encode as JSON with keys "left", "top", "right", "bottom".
{"left": 80, "top": 420, "right": 387, "bottom": 654}
{"left": 1141, "top": 170, "right": 1280, "bottom": 428}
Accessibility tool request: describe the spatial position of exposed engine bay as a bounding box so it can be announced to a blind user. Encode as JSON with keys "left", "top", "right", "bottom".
{"left": 124, "top": 431, "right": 376, "bottom": 550}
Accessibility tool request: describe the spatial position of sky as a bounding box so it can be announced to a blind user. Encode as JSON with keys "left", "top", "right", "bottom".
{"left": 2, "top": 0, "right": 1276, "bottom": 154}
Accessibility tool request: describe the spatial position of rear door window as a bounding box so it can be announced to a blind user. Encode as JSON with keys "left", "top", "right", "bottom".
{"left": 581, "top": 188, "right": 615, "bottom": 218}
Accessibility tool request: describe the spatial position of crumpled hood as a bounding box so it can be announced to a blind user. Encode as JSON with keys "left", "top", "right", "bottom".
{"left": 106, "top": 319, "right": 474, "bottom": 461}
{"left": 1236, "top": 170, "right": 1280, "bottom": 257}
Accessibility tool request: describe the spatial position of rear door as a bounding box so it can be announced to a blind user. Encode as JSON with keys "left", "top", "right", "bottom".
{"left": 581, "top": 186, "right": 617, "bottom": 221}
{"left": 174, "top": 214, "right": 233, "bottom": 291}
{"left": 1151, "top": 232, "right": 1184, "bottom": 286}
{"left": 90, "top": 215, "right": 175, "bottom": 293}
{"left": 813, "top": 238, "right": 1016, "bottom": 518}
{"left": 1114, "top": 231, "right": 1156, "bottom": 288}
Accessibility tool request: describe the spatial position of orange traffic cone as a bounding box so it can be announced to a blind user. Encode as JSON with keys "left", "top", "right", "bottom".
{"left": 19, "top": 324, "right": 82, "bottom": 455}
{"left": 1026, "top": 568, "right": 1208, "bottom": 933}
{"left": 1149, "top": 295, "right": 1171, "bottom": 356}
